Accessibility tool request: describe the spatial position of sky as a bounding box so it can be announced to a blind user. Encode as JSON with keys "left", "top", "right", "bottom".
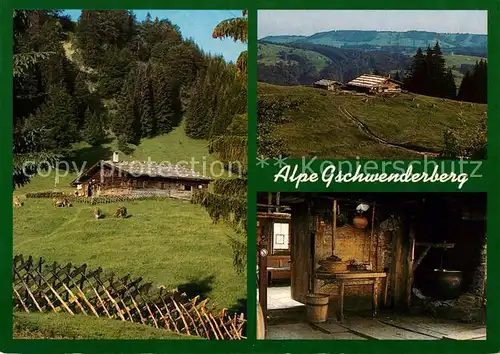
{"left": 63, "top": 10, "right": 247, "bottom": 63}
{"left": 258, "top": 10, "right": 488, "bottom": 38}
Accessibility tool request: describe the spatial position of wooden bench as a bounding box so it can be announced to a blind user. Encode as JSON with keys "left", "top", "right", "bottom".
{"left": 267, "top": 255, "right": 291, "bottom": 284}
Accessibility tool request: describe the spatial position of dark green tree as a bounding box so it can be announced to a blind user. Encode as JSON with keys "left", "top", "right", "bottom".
{"left": 458, "top": 59, "right": 487, "bottom": 103}
{"left": 77, "top": 10, "right": 136, "bottom": 68}
{"left": 404, "top": 42, "right": 456, "bottom": 99}
{"left": 29, "top": 83, "right": 78, "bottom": 150}
{"left": 13, "top": 10, "right": 60, "bottom": 188}
{"left": 404, "top": 48, "right": 427, "bottom": 94}
{"left": 135, "top": 62, "right": 156, "bottom": 137}
{"left": 83, "top": 108, "right": 106, "bottom": 146}
{"left": 113, "top": 68, "right": 141, "bottom": 144}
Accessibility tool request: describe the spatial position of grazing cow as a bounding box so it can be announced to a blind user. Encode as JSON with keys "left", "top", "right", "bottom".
{"left": 53, "top": 198, "right": 71, "bottom": 208}
{"left": 13, "top": 196, "right": 22, "bottom": 208}
{"left": 93, "top": 207, "right": 102, "bottom": 220}
{"left": 114, "top": 205, "right": 127, "bottom": 218}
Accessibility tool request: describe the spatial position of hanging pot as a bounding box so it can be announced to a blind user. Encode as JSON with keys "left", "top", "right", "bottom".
{"left": 418, "top": 269, "right": 463, "bottom": 300}
{"left": 353, "top": 215, "right": 368, "bottom": 229}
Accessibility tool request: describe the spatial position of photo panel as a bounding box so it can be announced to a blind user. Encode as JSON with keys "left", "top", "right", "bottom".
{"left": 257, "top": 192, "right": 487, "bottom": 340}
{"left": 12, "top": 9, "right": 247, "bottom": 340}
{"left": 257, "top": 10, "right": 487, "bottom": 161}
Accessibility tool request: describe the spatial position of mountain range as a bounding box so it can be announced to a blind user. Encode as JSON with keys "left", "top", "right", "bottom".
{"left": 260, "top": 30, "right": 487, "bottom": 56}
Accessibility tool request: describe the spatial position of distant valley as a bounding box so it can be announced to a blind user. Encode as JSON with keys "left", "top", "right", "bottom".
{"left": 258, "top": 30, "right": 487, "bottom": 86}
{"left": 260, "top": 30, "right": 487, "bottom": 56}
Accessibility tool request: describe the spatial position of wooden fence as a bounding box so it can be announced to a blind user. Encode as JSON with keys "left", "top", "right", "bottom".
{"left": 13, "top": 255, "right": 245, "bottom": 340}
{"left": 25, "top": 191, "right": 191, "bottom": 204}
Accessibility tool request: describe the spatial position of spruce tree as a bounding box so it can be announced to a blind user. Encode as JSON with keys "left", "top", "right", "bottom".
{"left": 458, "top": 59, "right": 487, "bottom": 103}
{"left": 135, "top": 62, "right": 156, "bottom": 137}
{"left": 73, "top": 72, "right": 90, "bottom": 127}
{"left": 404, "top": 48, "right": 427, "bottom": 94}
{"left": 83, "top": 108, "right": 106, "bottom": 146}
{"left": 443, "top": 68, "right": 457, "bottom": 99}
{"left": 113, "top": 69, "right": 141, "bottom": 144}
{"left": 98, "top": 47, "right": 134, "bottom": 98}
{"left": 13, "top": 10, "right": 59, "bottom": 188}
{"left": 30, "top": 83, "right": 78, "bottom": 150}
{"left": 77, "top": 10, "right": 136, "bottom": 68}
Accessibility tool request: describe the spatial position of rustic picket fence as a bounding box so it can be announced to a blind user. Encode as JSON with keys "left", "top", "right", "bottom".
{"left": 13, "top": 255, "right": 245, "bottom": 340}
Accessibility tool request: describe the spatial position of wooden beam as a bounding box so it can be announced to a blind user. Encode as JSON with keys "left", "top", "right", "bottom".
{"left": 258, "top": 245, "right": 268, "bottom": 327}
{"left": 332, "top": 199, "right": 337, "bottom": 256}
{"left": 369, "top": 205, "right": 376, "bottom": 265}
{"left": 416, "top": 242, "right": 455, "bottom": 249}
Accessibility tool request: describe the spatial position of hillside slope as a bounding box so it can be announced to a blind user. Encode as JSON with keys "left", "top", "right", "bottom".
{"left": 258, "top": 41, "right": 486, "bottom": 87}
{"left": 14, "top": 312, "right": 195, "bottom": 339}
{"left": 258, "top": 83, "right": 485, "bottom": 159}
{"left": 14, "top": 198, "right": 246, "bottom": 310}
{"left": 258, "top": 43, "right": 331, "bottom": 71}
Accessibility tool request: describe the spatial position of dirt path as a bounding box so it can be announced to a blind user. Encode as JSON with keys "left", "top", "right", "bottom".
{"left": 338, "top": 106, "right": 439, "bottom": 158}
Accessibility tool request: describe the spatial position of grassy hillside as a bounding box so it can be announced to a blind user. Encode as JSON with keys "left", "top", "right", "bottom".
{"left": 444, "top": 54, "right": 487, "bottom": 86}
{"left": 14, "top": 197, "right": 246, "bottom": 310}
{"left": 258, "top": 82, "right": 485, "bottom": 159}
{"left": 258, "top": 43, "right": 331, "bottom": 71}
{"left": 14, "top": 123, "right": 224, "bottom": 196}
{"left": 14, "top": 312, "right": 196, "bottom": 339}
{"left": 258, "top": 41, "right": 485, "bottom": 87}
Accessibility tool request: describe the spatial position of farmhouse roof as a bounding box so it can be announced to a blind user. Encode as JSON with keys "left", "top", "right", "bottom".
{"left": 314, "top": 79, "right": 340, "bottom": 86}
{"left": 71, "top": 160, "right": 212, "bottom": 185}
{"left": 347, "top": 74, "right": 400, "bottom": 89}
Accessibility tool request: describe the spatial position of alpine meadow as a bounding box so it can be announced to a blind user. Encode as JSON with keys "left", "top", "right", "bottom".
{"left": 257, "top": 11, "right": 487, "bottom": 160}
{"left": 13, "top": 10, "right": 248, "bottom": 340}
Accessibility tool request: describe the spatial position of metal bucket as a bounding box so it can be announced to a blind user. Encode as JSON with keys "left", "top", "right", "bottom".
{"left": 305, "top": 293, "right": 330, "bottom": 323}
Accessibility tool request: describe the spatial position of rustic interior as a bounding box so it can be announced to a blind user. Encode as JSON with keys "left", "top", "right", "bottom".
{"left": 257, "top": 192, "right": 487, "bottom": 333}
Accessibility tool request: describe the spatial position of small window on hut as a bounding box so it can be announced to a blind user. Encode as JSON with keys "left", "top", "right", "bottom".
{"left": 273, "top": 222, "right": 289, "bottom": 250}
{"left": 184, "top": 185, "right": 192, "bottom": 191}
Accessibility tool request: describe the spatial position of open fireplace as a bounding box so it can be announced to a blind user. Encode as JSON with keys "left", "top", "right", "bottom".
{"left": 410, "top": 194, "right": 487, "bottom": 322}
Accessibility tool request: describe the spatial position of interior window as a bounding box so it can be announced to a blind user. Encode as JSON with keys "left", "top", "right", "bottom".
{"left": 273, "top": 222, "right": 290, "bottom": 250}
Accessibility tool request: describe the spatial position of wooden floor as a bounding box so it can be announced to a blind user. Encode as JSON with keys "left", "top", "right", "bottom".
{"left": 266, "top": 310, "right": 486, "bottom": 340}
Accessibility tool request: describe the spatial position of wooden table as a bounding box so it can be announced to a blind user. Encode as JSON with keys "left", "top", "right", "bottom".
{"left": 316, "top": 271, "right": 387, "bottom": 321}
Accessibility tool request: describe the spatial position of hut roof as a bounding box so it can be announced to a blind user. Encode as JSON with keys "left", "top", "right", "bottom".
{"left": 347, "top": 74, "right": 399, "bottom": 89}
{"left": 70, "top": 160, "right": 212, "bottom": 186}
{"left": 314, "top": 79, "right": 340, "bottom": 86}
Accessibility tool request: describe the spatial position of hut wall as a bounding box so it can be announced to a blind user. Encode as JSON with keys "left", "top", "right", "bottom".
{"left": 312, "top": 220, "right": 393, "bottom": 305}
{"left": 77, "top": 165, "right": 209, "bottom": 198}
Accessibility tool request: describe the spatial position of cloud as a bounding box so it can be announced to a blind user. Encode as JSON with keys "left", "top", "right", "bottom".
{"left": 258, "top": 10, "right": 487, "bottom": 38}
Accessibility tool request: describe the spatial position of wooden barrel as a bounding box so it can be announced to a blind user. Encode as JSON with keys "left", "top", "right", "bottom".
{"left": 305, "top": 293, "right": 329, "bottom": 323}
{"left": 257, "top": 303, "right": 266, "bottom": 339}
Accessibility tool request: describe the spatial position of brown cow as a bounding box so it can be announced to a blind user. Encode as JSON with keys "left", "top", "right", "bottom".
{"left": 93, "top": 207, "right": 102, "bottom": 220}
{"left": 53, "top": 198, "right": 71, "bottom": 208}
{"left": 13, "top": 196, "right": 22, "bottom": 208}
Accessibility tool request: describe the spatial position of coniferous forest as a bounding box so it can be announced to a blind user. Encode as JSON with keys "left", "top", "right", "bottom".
{"left": 258, "top": 40, "right": 487, "bottom": 104}
{"left": 404, "top": 42, "right": 487, "bottom": 103}
{"left": 13, "top": 10, "right": 247, "bottom": 187}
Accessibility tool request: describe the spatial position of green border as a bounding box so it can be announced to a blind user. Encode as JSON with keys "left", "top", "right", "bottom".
{"left": 2, "top": 1, "right": 500, "bottom": 353}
